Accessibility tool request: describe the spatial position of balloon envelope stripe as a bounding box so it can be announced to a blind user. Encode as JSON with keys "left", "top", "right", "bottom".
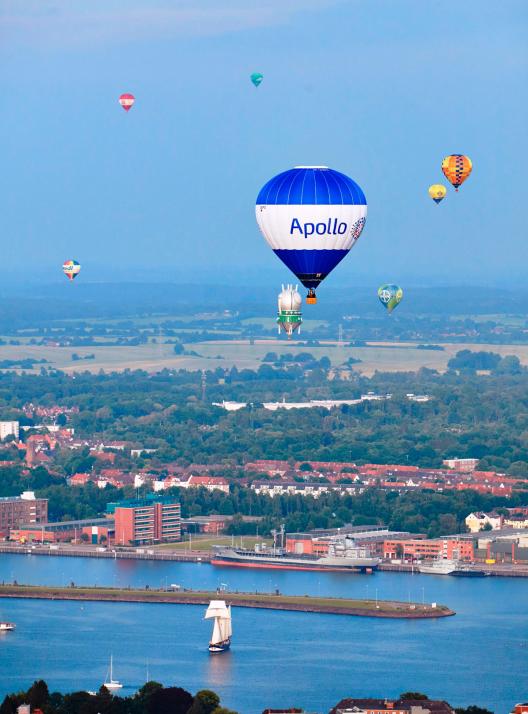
{"left": 256, "top": 168, "right": 366, "bottom": 206}
{"left": 273, "top": 249, "right": 349, "bottom": 287}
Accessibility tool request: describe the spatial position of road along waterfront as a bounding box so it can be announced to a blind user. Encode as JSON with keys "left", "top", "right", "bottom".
{"left": 0, "top": 553, "right": 526, "bottom": 713}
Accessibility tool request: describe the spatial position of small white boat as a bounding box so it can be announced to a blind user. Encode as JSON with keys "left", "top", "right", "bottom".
{"left": 103, "top": 655, "right": 123, "bottom": 690}
{"left": 205, "top": 600, "right": 232, "bottom": 653}
{"left": 0, "top": 622, "right": 15, "bottom": 632}
{"left": 419, "top": 558, "right": 459, "bottom": 575}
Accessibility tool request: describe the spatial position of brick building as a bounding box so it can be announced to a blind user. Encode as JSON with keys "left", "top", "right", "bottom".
{"left": 383, "top": 537, "right": 474, "bottom": 561}
{"left": 0, "top": 492, "right": 48, "bottom": 538}
{"left": 10, "top": 517, "right": 114, "bottom": 544}
{"left": 442, "top": 457, "right": 479, "bottom": 472}
{"left": 383, "top": 538, "right": 442, "bottom": 560}
{"left": 110, "top": 496, "right": 181, "bottom": 545}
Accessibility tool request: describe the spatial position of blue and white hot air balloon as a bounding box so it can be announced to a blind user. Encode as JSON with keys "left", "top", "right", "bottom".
{"left": 255, "top": 166, "right": 367, "bottom": 303}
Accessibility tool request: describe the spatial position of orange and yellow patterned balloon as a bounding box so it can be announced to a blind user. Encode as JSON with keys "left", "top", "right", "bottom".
{"left": 441, "top": 154, "right": 472, "bottom": 192}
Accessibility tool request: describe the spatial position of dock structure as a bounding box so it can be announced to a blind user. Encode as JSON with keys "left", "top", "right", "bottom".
{"left": 0, "top": 543, "right": 209, "bottom": 563}
{"left": 0, "top": 584, "right": 455, "bottom": 619}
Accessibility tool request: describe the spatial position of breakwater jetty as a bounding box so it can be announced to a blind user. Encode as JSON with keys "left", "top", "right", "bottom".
{"left": 0, "top": 584, "right": 454, "bottom": 619}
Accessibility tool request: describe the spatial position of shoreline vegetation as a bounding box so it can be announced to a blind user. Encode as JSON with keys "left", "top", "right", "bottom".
{"left": 0, "top": 584, "right": 455, "bottom": 618}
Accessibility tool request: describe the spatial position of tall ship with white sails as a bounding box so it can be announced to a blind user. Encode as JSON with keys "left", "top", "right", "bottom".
{"left": 205, "top": 600, "right": 232, "bottom": 653}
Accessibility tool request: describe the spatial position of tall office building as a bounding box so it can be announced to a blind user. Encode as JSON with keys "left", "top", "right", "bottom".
{"left": 112, "top": 496, "right": 181, "bottom": 545}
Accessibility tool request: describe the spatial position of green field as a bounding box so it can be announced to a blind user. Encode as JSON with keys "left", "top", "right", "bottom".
{"left": 2, "top": 339, "right": 528, "bottom": 375}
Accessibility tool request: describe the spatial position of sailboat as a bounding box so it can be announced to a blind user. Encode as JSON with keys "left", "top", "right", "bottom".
{"left": 103, "top": 655, "right": 123, "bottom": 690}
{"left": 205, "top": 600, "right": 232, "bottom": 653}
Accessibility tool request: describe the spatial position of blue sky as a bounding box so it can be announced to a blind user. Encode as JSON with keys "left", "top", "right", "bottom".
{"left": 0, "top": 0, "right": 526, "bottom": 286}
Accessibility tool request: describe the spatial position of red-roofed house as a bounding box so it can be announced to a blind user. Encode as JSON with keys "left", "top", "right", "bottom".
{"left": 184, "top": 475, "right": 230, "bottom": 493}
{"left": 69, "top": 473, "right": 93, "bottom": 486}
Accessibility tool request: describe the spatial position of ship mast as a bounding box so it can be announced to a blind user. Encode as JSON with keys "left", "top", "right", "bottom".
{"left": 205, "top": 600, "right": 232, "bottom": 647}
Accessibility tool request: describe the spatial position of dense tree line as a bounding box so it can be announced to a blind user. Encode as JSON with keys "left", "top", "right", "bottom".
{"left": 173, "top": 483, "right": 524, "bottom": 538}
{"left": 1, "top": 361, "right": 528, "bottom": 473}
{"left": 0, "top": 680, "right": 237, "bottom": 714}
{"left": 447, "top": 350, "right": 523, "bottom": 374}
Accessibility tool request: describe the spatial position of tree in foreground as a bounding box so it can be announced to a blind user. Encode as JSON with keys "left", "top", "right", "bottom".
{"left": 0, "top": 681, "right": 240, "bottom": 714}
{"left": 147, "top": 686, "right": 194, "bottom": 714}
{"left": 187, "top": 690, "right": 221, "bottom": 714}
{"left": 0, "top": 697, "right": 16, "bottom": 714}
{"left": 400, "top": 692, "right": 429, "bottom": 700}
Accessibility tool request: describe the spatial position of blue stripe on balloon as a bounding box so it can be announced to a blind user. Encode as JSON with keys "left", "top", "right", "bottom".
{"left": 273, "top": 248, "right": 349, "bottom": 288}
{"left": 257, "top": 168, "right": 366, "bottom": 206}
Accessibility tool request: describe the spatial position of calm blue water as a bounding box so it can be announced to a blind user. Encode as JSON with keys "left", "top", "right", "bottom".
{"left": 0, "top": 554, "right": 526, "bottom": 713}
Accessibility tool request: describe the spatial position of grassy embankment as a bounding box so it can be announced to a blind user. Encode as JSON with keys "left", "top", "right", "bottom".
{"left": 0, "top": 584, "right": 454, "bottom": 619}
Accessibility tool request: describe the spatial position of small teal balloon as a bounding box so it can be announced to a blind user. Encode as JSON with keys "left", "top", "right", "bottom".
{"left": 250, "top": 72, "right": 264, "bottom": 88}
{"left": 378, "top": 284, "right": 403, "bottom": 313}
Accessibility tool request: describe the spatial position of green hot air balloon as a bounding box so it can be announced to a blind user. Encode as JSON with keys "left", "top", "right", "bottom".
{"left": 378, "top": 284, "right": 403, "bottom": 313}
{"left": 250, "top": 72, "right": 264, "bottom": 88}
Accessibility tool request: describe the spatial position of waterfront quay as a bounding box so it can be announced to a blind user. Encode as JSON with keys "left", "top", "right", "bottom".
{"left": 379, "top": 562, "right": 528, "bottom": 577}
{"left": 1, "top": 543, "right": 528, "bottom": 576}
{"left": 0, "top": 583, "right": 454, "bottom": 618}
{"left": 0, "top": 543, "right": 209, "bottom": 563}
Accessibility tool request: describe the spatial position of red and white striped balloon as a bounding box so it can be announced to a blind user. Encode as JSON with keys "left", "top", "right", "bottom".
{"left": 119, "top": 93, "right": 135, "bottom": 112}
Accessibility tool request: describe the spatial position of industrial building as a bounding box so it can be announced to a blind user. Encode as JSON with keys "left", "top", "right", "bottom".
{"left": 0, "top": 491, "right": 48, "bottom": 539}
{"left": 472, "top": 528, "right": 528, "bottom": 564}
{"left": 10, "top": 517, "right": 114, "bottom": 544}
{"left": 286, "top": 525, "right": 476, "bottom": 563}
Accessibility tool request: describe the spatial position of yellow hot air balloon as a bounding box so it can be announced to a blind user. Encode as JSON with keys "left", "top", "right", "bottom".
{"left": 441, "top": 154, "right": 472, "bottom": 192}
{"left": 428, "top": 184, "right": 447, "bottom": 204}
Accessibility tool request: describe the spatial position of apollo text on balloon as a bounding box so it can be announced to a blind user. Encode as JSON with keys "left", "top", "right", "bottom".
{"left": 290, "top": 218, "right": 347, "bottom": 237}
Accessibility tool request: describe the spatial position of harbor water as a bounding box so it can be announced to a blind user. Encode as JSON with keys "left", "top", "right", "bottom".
{"left": 0, "top": 553, "right": 526, "bottom": 713}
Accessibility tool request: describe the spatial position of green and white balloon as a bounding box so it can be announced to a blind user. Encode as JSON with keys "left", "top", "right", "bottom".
{"left": 378, "top": 284, "right": 403, "bottom": 313}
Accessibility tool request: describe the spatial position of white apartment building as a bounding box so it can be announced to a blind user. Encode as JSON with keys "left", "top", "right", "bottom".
{"left": 0, "top": 421, "right": 19, "bottom": 441}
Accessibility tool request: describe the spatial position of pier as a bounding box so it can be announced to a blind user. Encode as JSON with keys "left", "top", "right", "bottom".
{"left": 0, "top": 584, "right": 455, "bottom": 618}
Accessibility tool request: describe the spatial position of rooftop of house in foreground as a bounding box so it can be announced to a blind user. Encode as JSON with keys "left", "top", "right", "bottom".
{"left": 330, "top": 698, "right": 455, "bottom": 714}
